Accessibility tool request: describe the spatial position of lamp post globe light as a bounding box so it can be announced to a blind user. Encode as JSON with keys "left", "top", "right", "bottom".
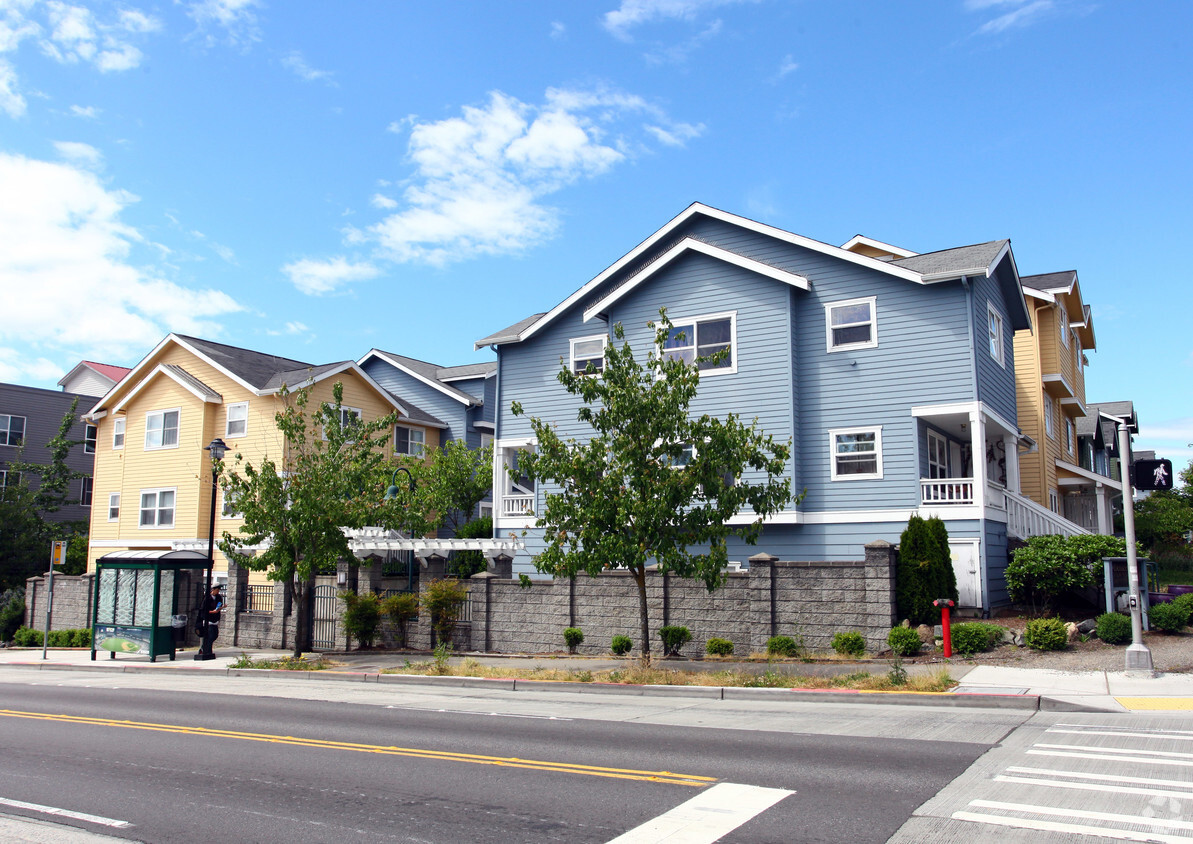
{"left": 195, "top": 437, "right": 228, "bottom": 661}
{"left": 384, "top": 466, "right": 417, "bottom": 590}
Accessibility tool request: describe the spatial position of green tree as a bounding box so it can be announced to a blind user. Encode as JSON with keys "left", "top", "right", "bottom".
{"left": 1131, "top": 491, "right": 1193, "bottom": 549}
{"left": 219, "top": 383, "right": 398, "bottom": 657}
{"left": 511, "top": 311, "right": 795, "bottom": 661}
{"left": 1006, "top": 534, "right": 1129, "bottom": 613}
{"left": 378, "top": 440, "right": 494, "bottom": 536}
{"left": 0, "top": 476, "right": 50, "bottom": 591}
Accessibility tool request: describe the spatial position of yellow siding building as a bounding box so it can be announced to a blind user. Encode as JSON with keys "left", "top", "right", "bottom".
{"left": 85, "top": 335, "right": 443, "bottom": 576}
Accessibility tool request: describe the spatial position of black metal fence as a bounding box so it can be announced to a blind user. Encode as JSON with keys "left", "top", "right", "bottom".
{"left": 241, "top": 585, "right": 274, "bottom": 614}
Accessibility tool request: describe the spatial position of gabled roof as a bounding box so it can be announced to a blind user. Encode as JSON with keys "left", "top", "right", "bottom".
{"left": 438, "top": 362, "right": 497, "bottom": 382}
{"left": 111, "top": 363, "right": 222, "bottom": 413}
{"left": 176, "top": 334, "right": 313, "bottom": 391}
{"left": 840, "top": 234, "right": 918, "bottom": 260}
{"left": 57, "top": 360, "right": 132, "bottom": 394}
{"left": 1020, "top": 270, "right": 1077, "bottom": 294}
{"left": 476, "top": 202, "right": 1031, "bottom": 348}
{"left": 357, "top": 350, "right": 490, "bottom": 407}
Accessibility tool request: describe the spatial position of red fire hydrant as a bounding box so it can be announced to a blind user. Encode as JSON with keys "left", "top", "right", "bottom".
{"left": 934, "top": 599, "right": 955, "bottom": 658}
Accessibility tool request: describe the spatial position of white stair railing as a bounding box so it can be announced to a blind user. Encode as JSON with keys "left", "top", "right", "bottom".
{"left": 1005, "top": 489, "right": 1091, "bottom": 540}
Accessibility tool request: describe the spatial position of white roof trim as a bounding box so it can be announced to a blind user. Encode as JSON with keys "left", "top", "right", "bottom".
{"left": 111, "top": 363, "right": 222, "bottom": 414}
{"left": 488, "top": 202, "right": 924, "bottom": 349}
{"left": 473, "top": 420, "right": 495, "bottom": 430}
{"left": 582, "top": 238, "right": 810, "bottom": 322}
{"left": 1056, "top": 459, "right": 1123, "bottom": 491}
{"left": 840, "top": 234, "right": 918, "bottom": 258}
{"left": 358, "top": 350, "right": 480, "bottom": 407}
{"left": 1023, "top": 288, "right": 1057, "bottom": 304}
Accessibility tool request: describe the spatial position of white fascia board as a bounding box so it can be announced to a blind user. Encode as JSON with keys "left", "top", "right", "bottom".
{"left": 1023, "top": 288, "right": 1057, "bottom": 304}
{"left": 1042, "top": 372, "right": 1076, "bottom": 397}
{"left": 1060, "top": 396, "right": 1088, "bottom": 416}
{"left": 83, "top": 409, "right": 108, "bottom": 422}
{"left": 473, "top": 420, "right": 496, "bottom": 430}
{"left": 909, "top": 401, "right": 1018, "bottom": 438}
{"left": 111, "top": 364, "right": 222, "bottom": 414}
{"left": 57, "top": 361, "right": 92, "bottom": 389}
{"left": 1056, "top": 459, "right": 1123, "bottom": 491}
{"left": 358, "top": 350, "right": 479, "bottom": 407}
{"left": 515, "top": 202, "right": 922, "bottom": 347}
{"left": 171, "top": 335, "right": 265, "bottom": 397}
{"left": 840, "top": 234, "right": 918, "bottom": 258}
{"left": 582, "top": 238, "right": 810, "bottom": 322}
{"left": 86, "top": 333, "right": 178, "bottom": 418}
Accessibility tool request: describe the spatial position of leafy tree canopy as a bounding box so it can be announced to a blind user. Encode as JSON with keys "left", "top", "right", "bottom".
{"left": 377, "top": 440, "right": 493, "bottom": 537}
{"left": 511, "top": 311, "right": 796, "bottom": 659}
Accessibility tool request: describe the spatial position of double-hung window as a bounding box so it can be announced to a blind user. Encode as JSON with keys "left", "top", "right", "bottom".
{"left": 221, "top": 488, "right": 241, "bottom": 518}
{"left": 829, "top": 427, "right": 883, "bottom": 480}
{"left": 1044, "top": 393, "right": 1055, "bottom": 439}
{"left": 662, "top": 312, "right": 736, "bottom": 374}
{"left": 112, "top": 418, "right": 125, "bottom": 449}
{"left": 0, "top": 414, "right": 25, "bottom": 447}
{"left": 145, "top": 409, "right": 180, "bottom": 450}
{"left": 80, "top": 477, "right": 93, "bottom": 506}
{"left": 1059, "top": 308, "right": 1070, "bottom": 348}
{"left": 108, "top": 492, "right": 120, "bottom": 522}
{"left": 987, "top": 304, "right": 1004, "bottom": 367}
{"left": 826, "top": 298, "right": 877, "bottom": 352}
{"left": 84, "top": 424, "right": 97, "bottom": 454}
{"left": 139, "top": 488, "right": 175, "bottom": 528}
{"left": 225, "top": 402, "right": 248, "bottom": 438}
{"left": 570, "top": 336, "right": 608, "bottom": 375}
{"left": 395, "top": 426, "right": 425, "bottom": 458}
{"left": 927, "top": 430, "right": 949, "bottom": 479}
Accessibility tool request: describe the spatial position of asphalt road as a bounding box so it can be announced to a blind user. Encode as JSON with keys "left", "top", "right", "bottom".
{"left": 0, "top": 680, "right": 996, "bottom": 843}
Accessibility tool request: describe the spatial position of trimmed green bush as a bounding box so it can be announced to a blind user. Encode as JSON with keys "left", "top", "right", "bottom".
{"left": 610, "top": 634, "right": 632, "bottom": 656}
{"left": 339, "top": 592, "right": 382, "bottom": 649}
{"left": 563, "top": 627, "right": 584, "bottom": 653}
{"left": 1006, "top": 535, "right": 1129, "bottom": 613}
{"left": 1095, "top": 612, "right": 1132, "bottom": 645}
{"left": 896, "top": 515, "right": 956, "bottom": 624}
{"left": 950, "top": 622, "right": 1002, "bottom": 657}
{"left": 422, "top": 578, "right": 469, "bottom": 647}
{"left": 706, "top": 637, "right": 734, "bottom": 656}
{"left": 11, "top": 627, "right": 92, "bottom": 647}
{"left": 13, "top": 627, "right": 40, "bottom": 647}
{"left": 1171, "top": 592, "right": 1193, "bottom": 622}
{"left": 887, "top": 626, "right": 923, "bottom": 657}
{"left": 659, "top": 625, "right": 692, "bottom": 656}
{"left": 1024, "top": 617, "right": 1068, "bottom": 651}
{"left": 1149, "top": 601, "right": 1189, "bottom": 633}
{"left": 381, "top": 592, "right": 419, "bottom": 649}
{"left": 830, "top": 631, "right": 866, "bottom": 658}
{"left": 766, "top": 635, "right": 801, "bottom": 658}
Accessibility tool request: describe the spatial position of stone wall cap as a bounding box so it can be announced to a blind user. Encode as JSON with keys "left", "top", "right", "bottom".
{"left": 864, "top": 540, "right": 893, "bottom": 548}
{"left": 748, "top": 552, "right": 779, "bottom": 563}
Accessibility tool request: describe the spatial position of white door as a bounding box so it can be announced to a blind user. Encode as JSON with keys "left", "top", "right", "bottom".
{"left": 949, "top": 541, "right": 981, "bottom": 609}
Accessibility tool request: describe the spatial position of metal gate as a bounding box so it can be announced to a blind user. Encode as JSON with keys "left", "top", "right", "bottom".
{"left": 309, "top": 585, "right": 338, "bottom": 651}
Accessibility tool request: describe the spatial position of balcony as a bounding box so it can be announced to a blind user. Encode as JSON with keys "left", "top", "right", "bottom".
{"left": 500, "top": 495, "right": 535, "bottom": 518}
{"left": 920, "top": 478, "right": 974, "bottom": 505}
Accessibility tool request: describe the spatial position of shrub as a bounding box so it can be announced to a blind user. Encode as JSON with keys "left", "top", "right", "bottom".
{"left": 950, "top": 622, "right": 1002, "bottom": 657}
{"left": 1171, "top": 593, "right": 1193, "bottom": 625}
{"left": 0, "top": 588, "right": 25, "bottom": 642}
{"left": 381, "top": 592, "right": 419, "bottom": 649}
{"left": 1149, "top": 601, "right": 1189, "bottom": 634}
{"left": 706, "top": 637, "right": 734, "bottom": 656}
{"left": 610, "top": 634, "right": 632, "bottom": 656}
{"left": 13, "top": 627, "right": 41, "bottom": 647}
{"left": 421, "top": 578, "right": 469, "bottom": 647}
{"left": 1096, "top": 612, "right": 1132, "bottom": 645}
{"left": 449, "top": 516, "right": 493, "bottom": 578}
{"left": 887, "top": 626, "right": 923, "bottom": 657}
{"left": 1024, "top": 617, "right": 1068, "bottom": 651}
{"left": 896, "top": 515, "right": 955, "bottom": 624}
{"left": 339, "top": 592, "right": 382, "bottom": 649}
{"left": 831, "top": 631, "right": 866, "bottom": 658}
{"left": 659, "top": 625, "right": 692, "bottom": 656}
{"left": 766, "top": 635, "right": 801, "bottom": 658}
{"left": 73, "top": 628, "right": 92, "bottom": 647}
{"left": 563, "top": 627, "right": 584, "bottom": 653}
{"left": 1006, "top": 535, "right": 1129, "bottom": 613}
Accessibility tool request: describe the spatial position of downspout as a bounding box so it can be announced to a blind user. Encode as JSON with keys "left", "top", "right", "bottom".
{"left": 962, "top": 276, "right": 990, "bottom": 616}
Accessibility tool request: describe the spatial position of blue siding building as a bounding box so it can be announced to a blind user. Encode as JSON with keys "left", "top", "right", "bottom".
{"left": 477, "top": 204, "right": 1064, "bottom": 613}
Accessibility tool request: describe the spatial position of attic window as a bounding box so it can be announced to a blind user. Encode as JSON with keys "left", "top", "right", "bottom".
{"left": 570, "top": 335, "right": 607, "bottom": 375}
{"left": 826, "top": 298, "right": 877, "bottom": 352}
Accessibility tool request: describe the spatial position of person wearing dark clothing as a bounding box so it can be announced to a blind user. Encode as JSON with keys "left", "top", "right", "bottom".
{"left": 198, "top": 584, "right": 223, "bottom": 657}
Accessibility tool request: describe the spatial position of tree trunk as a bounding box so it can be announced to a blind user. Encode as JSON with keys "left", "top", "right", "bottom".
{"left": 634, "top": 567, "right": 651, "bottom": 662}
{"left": 289, "top": 577, "right": 311, "bottom": 659}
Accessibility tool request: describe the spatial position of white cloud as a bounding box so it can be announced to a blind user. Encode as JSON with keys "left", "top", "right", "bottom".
{"left": 361, "top": 87, "right": 702, "bottom": 267}
{"left": 602, "top": 0, "right": 754, "bottom": 41}
{"left": 69, "top": 103, "right": 99, "bottom": 118}
{"left": 0, "top": 152, "right": 242, "bottom": 380}
{"left": 370, "top": 193, "right": 397, "bottom": 210}
{"left": 281, "top": 256, "right": 381, "bottom": 296}
{"left": 772, "top": 54, "right": 798, "bottom": 81}
{"left": 186, "top": 0, "right": 261, "bottom": 49}
{"left": 37, "top": 1, "right": 158, "bottom": 72}
{"left": 53, "top": 139, "right": 102, "bottom": 166}
{"left": 968, "top": 0, "right": 1056, "bottom": 35}
{"left": 211, "top": 242, "right": 236, "bottom": 263}
{"left": 282, "top": 50, "right": 334, "bottom": 84}
{"left": 0, "top": 58, "right": 23, "bottom": 117}
{"left": 550, "top": 21, "right": 566, "bottom": 39}
{"left": 285, "top": 321, "right": 307, "bottom": 335}
{"left": 643, "top": 18, "right": 723, "bottom": 66}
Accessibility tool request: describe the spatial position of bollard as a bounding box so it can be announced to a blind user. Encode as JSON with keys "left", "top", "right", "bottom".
{"left": 934, "top": 599, "right": 955, "bottom": 658}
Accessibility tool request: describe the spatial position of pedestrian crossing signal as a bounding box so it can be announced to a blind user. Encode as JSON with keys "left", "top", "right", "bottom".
{"left": 1134, "top": 459, "right": 1173, "bottom": 491}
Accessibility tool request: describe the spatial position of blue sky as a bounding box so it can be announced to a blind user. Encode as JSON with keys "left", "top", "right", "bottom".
{"left": 1, "top": 0, "right": 1189, "bottom": 465}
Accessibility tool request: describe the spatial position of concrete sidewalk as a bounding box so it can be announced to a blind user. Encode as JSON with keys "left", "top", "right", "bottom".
{"left": 2, "top": 646, "right": 1190, "bottom": 712}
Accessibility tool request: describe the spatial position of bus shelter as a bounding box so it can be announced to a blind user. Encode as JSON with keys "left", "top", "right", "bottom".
{"left": 90, "top": 550, "right": 212, "bottom": 662}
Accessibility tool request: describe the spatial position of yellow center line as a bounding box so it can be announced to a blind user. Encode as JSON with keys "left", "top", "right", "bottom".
{"left": 0, "top": 709, "right": 715, "bottom": 787}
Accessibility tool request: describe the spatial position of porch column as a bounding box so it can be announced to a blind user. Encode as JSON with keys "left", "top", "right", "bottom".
{"left": 1002, "top": 433, "right": 1020, "bottom": 493}
{"left": 969, "top": 409, "right": 987, "bottom": 507}
{"left": 1095, "top": 482, "right": 1111, "bottom": 535}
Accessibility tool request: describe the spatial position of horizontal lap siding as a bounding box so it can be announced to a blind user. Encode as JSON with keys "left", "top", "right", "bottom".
{"left": 985, "top": 520, "right": 1010, "bottom": 607}
{"left": 360, "top": 359, "right": 467, "bottom": 444}
{"left": 974, "top": 269, "right": 1017, "bottom": 424}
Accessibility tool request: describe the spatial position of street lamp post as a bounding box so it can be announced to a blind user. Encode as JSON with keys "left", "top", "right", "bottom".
{"left": 384, "top": 467, "right": 416, "bottom": 590}
{"left": 195, "top": 437, "right": 228, "bottom": 661}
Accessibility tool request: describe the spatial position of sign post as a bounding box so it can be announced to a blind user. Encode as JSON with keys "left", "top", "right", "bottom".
{"left": 42, "top": 540, "right": 67, "bottom": 661}
{"left": 1117, "top": 422, "right": 1153, "bottom": 674}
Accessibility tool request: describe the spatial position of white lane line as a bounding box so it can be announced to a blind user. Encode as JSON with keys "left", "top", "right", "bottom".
{"left": 953, "top": 811, "right": 1192, "bottom": 843}
{"left": 0, "top": 797, "right": 132, "bottom": 829}
{"left": 606, "top": 782, "right": 793, "bottom": 844}
{"left": 1006, "top": 766, "right": 1193, "bottom": 791}
{"left": 1029, "top": 749, "right": 1193, "bottom": 768}
{"left": 971, "top": 799, "right": 1193, "bottom": 832}
{"left": 996, "top": 774, "right": 1193, "bottom": 801}
{"left": 1035, "top": 742, "right": 1193, "bottom": 761}
{"left": 1049, "top": 728, "right": 1193, "bottom": 743}
{"left": 1053, "top": 723, "right": 1193, "bottom": 738}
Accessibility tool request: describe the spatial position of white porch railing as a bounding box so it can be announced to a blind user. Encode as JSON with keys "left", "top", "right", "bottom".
{"left": 921, "top": 478, "right": 974, "bottom": 505}
{"left": 1005, "top": 489, "right": 1091, "bottom": 540}
{"left": 500, "top": 495, "right": 535, "bottom": 518}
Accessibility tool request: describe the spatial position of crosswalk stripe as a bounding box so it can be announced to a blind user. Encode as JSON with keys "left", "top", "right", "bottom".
{"left": 1028, "top": 749, "right": 1193, "bottom": 768}
{"left": 606, "top": 783, "right": 793, "bottom": 844}
{"left": 0, "top": 797, "right": 132, "bottom": 829}
{"left": 952, "top": 811, "right": 1192, "bottom": 843}
{"left": 971, "top": 799, "right": 1193, "bottom": 833}
{"left": 997, "top": 774, "right": 1193, "bottom": 800}
{"left": 1006, "top": 765, "right": 1193, "bottom": 791}
{"left": 1035, "top": 742, "right": 1193, "bottom": 761}
{"left": 1049, "top": 728, "right": 1193, "bottom": 743}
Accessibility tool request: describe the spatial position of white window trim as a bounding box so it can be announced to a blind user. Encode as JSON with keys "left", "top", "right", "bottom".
{"left": 112, "top": 417, "right": 126, "bottom": 450}
{"left": 225, "top": 401, "right": 249, "bottom": 439}
{"left": 221, "top": 488, "right": 241, "bottom": 519}
{"left": 1059, "top": 308, "right": 1070, "bottom": 348}
{"left": 569, "top": 334, "right": 608, "bottom": 375}
{"left": 139, "top": 487, "right": 176, "bottom": 529}
{"left": 84, "top": 424, "right": 97, "bottom": 454}
{"left": 108, "top": 492, "right": 120, "bottom": 522}
{"left": 661, "top": 310, "right": 738, "bottom": 376}
{"left": 825, "top": 297, "right": 878, "bottom": 353}
{"left": 0, "top": 414, "right": 26, "bottom": 447}
{"left": 828, "top": 426, "right": 884, "bottom": 481}
{"left": 1044, "top": 392, "right": 1055, "bottom": 439}
{"left": 927, "top": 429, "right": 949, "bottom": 479}
{"left": 144, "top": 408, "right": 181, "bottom": 451}
{"left": 987, "top": 302, "right": 1005, "bottom": 368}
{"left": 80, "top": 477, "right": 93, "bottom": 507}
{"left": 395, "top": 424, "right": 426, "bottom": 458}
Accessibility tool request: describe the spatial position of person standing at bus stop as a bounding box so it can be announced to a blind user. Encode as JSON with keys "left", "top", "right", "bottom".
{"left": 198, "top": 584, "right": 223, "bottom": 658}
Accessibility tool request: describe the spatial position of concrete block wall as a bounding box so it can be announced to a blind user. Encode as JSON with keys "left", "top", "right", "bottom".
{"left": 24, "top": 573, "right": 95, "bottom": 631}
